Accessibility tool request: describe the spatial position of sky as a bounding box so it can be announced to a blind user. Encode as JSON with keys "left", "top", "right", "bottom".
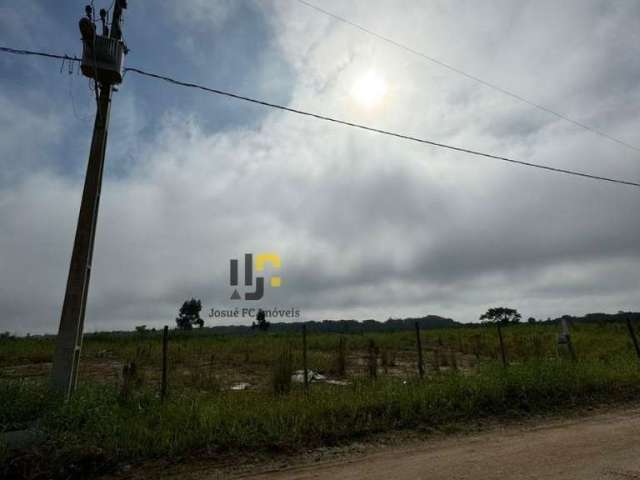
{"left": 0, "top": 0, "right": 639, "bottom": 334}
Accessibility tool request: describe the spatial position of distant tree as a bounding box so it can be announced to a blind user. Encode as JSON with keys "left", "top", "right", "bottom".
{"left": 176, "top": 298, "right": 204, "bottom": 330}
{"left": 135, "top": 325, "right": 147, "bottom": 334}
{"left": 252, "top": 308, "right": 270, "bottom": 332}
{"left": 480, "top": 307, "right": 521, "bottom": 325}
{"left": 527, "top": 317, "right": 536, "bottom": 324}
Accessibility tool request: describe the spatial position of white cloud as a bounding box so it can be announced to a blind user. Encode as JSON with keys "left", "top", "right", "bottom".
{"left": 1, "top": 0, "right": 639, "bottom": 334}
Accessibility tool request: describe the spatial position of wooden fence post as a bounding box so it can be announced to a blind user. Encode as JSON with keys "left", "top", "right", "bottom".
{"left": 415, "top": 322, "right": 425, "bottom": 378}
{"left": 337, "top": 336, "right": 346, "bottom": 377}
{"left": 559, "top": 317, "right": 576, "bottom": 361}
{"left": 302, "top": 324, "right": 309, "bottom": 391}
{"left": 367, "top": 339, "right": 378, "bottom": 379}
{"left": 161, "top": 325, "right": 168, "bottom": 401}
{"left": 626, "top": 316, "right": 640, "bottom": 360}
{"left": 497, "top": 322, "right": 507, "bottom": 368}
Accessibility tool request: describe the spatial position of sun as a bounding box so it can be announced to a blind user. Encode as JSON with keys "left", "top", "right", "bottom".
{"left": 351, "top": 71, "right": 388, "bottom": 109}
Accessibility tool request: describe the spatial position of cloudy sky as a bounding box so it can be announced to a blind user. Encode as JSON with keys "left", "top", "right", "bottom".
{"left": 1, "top": 0, "right": 639, "bottom": 334}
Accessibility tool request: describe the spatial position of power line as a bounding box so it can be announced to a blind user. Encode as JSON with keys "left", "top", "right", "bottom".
{"left": 1, "top": 45, "right": 639, "bottom": 189}
{"left": 123, "top": 67, "right": 639, "bottom": 189}
{"left": 295, "top": 0, "right": 640, "bottom": 155}
{"left": 0, "top": 46, "right": 81, "bottom": 62}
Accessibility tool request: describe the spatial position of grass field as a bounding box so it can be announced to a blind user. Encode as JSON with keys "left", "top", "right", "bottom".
{"left": 2, "top": 321, "right": 640, "bottom": 478}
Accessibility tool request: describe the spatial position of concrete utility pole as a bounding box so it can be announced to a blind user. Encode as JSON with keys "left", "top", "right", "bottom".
{"left": 50, "top": 1, "right": 128, "bottom": 398}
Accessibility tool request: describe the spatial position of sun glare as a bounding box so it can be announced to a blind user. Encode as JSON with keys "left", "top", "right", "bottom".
{"left": 351, "top": 71, "right": 388, "bottom": 109}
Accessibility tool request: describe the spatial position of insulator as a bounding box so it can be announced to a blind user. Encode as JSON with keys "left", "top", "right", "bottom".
{"left": 79, "top": 16, "right": 96, "bottom": 43}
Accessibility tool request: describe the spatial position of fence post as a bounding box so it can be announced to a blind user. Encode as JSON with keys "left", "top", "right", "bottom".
{"left": 302, "top": 324, "right": 309, "bottom": 391}
{"left": 415, "top": 322, "right": 425, "bottom": 378}
{"left": 337, "top": 336, "right": 346, "bottom": 377}
{"left": 161, "top": 325, "right": 168, "bottom": 401}
{"left": 367, "top": 339, "right": 378, "bottom": 379}
{"left": 497, "top": 322, "right": 507, "bottom": 367}
{"left": 559, "top": 317, "right": 576, "bottom": 361}
{"left": 626, "top": 316, "right": 640, "bottom": 360}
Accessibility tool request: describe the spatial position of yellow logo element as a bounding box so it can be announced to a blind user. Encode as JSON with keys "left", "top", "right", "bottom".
{"left": 256, "top": 253, "right": 281, "bottom": 288}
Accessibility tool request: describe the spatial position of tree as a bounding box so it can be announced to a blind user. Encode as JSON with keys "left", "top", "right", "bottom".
{"left": 480, "top": 307, "right": 521, "bottom": 325}
{"left": 252, "top": 308, "right": 270, "bottom": 332}
{"left": 527, "top": 317, "right": 536, "bottom": 324}
{"left": 176, "top": 298, "right": 204, "bottom": 330}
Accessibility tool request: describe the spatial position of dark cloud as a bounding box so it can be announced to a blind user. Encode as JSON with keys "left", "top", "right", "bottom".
{"left": 1, "top": 0, "right": 639, "bottom": 334}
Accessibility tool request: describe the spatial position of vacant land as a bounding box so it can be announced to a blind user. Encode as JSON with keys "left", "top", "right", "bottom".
{"left": 2, "top": 322, "right": 640, "bottom": 478}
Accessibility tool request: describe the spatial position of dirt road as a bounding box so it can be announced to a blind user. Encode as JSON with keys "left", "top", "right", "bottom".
{"left": 241, "top": 409, "right": 640, "bottom": 480}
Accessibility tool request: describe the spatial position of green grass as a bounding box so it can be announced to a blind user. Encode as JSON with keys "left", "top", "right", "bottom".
{"left": 3, "top": 322, "right": 637, "bottom": 369}
{"left": 2, "top": 322, "right": 640, "bottom": 478}
{"left": 4, "top": 357, "right": 640, "bottom": 461}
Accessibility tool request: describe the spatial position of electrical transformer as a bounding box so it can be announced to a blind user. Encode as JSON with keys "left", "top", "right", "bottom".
{"left": 80, "top": 35, "right": 125, "bottom": 84}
